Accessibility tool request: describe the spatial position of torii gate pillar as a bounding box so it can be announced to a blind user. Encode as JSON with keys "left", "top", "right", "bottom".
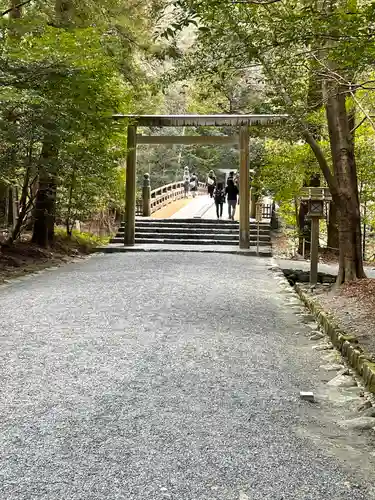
{"left": 239, "top": 126, "right": 250, "bottom": 249}
{"left": 124, "top": 125, "right": 137, "bottom": 246}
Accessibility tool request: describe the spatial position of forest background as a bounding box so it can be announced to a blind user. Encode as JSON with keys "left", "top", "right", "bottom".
{"left": 1, "top": 0, "right": 375, "bottom": 284}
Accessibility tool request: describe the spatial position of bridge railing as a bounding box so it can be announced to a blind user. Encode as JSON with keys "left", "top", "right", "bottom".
{"left": 136, "top": 174, "right": 206, "bottom": 216}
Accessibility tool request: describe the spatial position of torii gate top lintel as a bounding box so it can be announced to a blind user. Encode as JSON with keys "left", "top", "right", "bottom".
{"left": 113, "top": 113, "right": 288, "bottom": 127}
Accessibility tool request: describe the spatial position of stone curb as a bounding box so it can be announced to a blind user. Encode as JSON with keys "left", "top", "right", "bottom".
{"left": 93, "top": 246, "right": 272, "bottom": 257}
{"left": 294, "top": 283, "right": 375, "bottom": 394}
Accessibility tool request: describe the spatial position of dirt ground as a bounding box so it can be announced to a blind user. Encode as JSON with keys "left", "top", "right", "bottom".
{"left": 0, "top": 233, "right": 100, "bottom": 284}
{"left": 272, "top": 229, "right": 347, "bottom": 264}
{"left": 272, "top": 230, "right": 294, "bottom": 259}
{"left": 311, "top": 279, "right": 375, "bottom": 361}
{"left": 274, "top": 227, "right": 375, "bottom": 359}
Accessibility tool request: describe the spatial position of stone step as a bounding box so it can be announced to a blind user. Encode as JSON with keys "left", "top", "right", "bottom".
{"left": 111, "top": 237, "right": 271, "bottom": 246}
{"left": 135, "top": 238, "right": 239, "bottom": 246}
{"left": 117, "top": 226, "right": 270, "bottom": 236}
{"left": 132, "top": 232, "right": 270, "bottom": 242}
{"left": 114, "top": 217, "right": 272, "bottom": 250}
{"left": 132, "top": 217, "right": 270, "bottom": 227}
{"left": 94, "top": 244, "right": 272, "bottom": 257}
{"left": 134, "top": 217, "right": 241, "bottom": 225}
{"left": 120, "top": 222, "right": 270, "bottom": 231}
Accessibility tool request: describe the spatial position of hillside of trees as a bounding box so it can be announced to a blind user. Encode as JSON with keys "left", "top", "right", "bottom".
{"left": 166, "top": 0, "right": 375, "bottom": 284}
{"left": 0, "top": 0, "right": 167, "bottom": 245}
{"left": 1, "top": 0, "right": 375, "bottom": 285}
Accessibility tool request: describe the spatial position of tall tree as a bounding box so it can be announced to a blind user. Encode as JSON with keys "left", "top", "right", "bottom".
{"left": 32, "top": 0, "right": 74, "bottom": 246}
{"left": 0, "top": 0, "right": 168, "bottom": 245}
{"left": 168, "top": 0, "right": 375, "bottom": 283}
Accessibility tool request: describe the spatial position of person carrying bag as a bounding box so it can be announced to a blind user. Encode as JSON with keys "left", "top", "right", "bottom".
{"left": 214, "top": 182, "right": 225, "bottom": 219}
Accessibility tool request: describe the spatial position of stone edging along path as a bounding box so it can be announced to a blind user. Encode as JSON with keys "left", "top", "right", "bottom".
{"left": 294, "top": 282, "right": 375, "bottom": 395}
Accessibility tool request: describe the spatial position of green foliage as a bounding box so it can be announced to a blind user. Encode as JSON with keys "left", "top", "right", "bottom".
{"left": 136, "top": 65, "right": 267, "bottom": 187}
{"left": 167, "top": 0, "right": 375, "bottom": 153}
{"left": 260, "top": 140, "right": 321, "bottom": 203}
{"left": 0, "top": 0, "right": 168, "bottom": 239}
{"left": 355, "top": 125, "right": 375, "bottom": 227}
{"left": 278, "top": 201, "right": 298, "bottom": 229}
{"left": 54, "top": 227, "right": 109, "bottom": 252}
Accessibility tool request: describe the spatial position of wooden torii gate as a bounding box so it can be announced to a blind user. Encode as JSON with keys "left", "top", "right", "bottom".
{"left": 113, "top": 114, "right": 287, "bottom": 249}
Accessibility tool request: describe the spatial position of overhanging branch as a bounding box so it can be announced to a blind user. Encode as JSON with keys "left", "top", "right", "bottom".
{"left": 231, "top": 0, "right": 281, "bottom": 4}
{"left": 1, "top": 0, "right": 33, "bottom": 17}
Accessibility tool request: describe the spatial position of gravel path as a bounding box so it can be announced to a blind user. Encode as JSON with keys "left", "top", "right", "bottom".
{"left": 1, "top": 253, "right": 375, "bottom": 500}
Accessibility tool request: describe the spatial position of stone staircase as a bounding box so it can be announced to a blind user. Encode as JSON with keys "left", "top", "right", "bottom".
{"left": 111, "top": 218, "right": 271, "bottom": 253}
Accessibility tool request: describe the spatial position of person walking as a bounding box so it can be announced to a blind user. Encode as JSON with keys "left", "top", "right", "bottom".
{"left": 190, "top": 172, "right": 198, "bottom": 198}
{"left": 225, "top": 178, "right": 239, "bottom": 220}
{"left": 206, "top": 170, "right": 216, "bottom": 198}
{"left": 234, "top": 172, "right": 240, "bottom": 204}
{"left": 234, "top": 172, "right": 239, "bottom": 189}
{"left": 214, "top": 182, "right": 225, "bottom": 219}
{"left": 183, "top": 167, "right": 190, "bottom": 198}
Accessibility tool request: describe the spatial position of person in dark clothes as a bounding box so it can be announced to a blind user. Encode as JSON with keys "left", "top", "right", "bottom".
{"left": 206, "top": 170, "right": 216, "bottom": 198}
{"left": 225, "top": 178, "right": 239, "bottom": 220}
{"left": 214, "top": 182, "right": 225, "bottom": 219}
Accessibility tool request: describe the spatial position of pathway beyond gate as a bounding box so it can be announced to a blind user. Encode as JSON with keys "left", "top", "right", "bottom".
{"left": 1, "top": 252, "right": 375, "bottom": 499}
{"left": 170, "top": 194, "right": 215, "bottom": 219}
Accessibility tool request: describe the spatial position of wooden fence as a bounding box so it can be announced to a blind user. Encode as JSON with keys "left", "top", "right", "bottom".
{"left": 261, "top": 204, "right": 272, "bottom": 219}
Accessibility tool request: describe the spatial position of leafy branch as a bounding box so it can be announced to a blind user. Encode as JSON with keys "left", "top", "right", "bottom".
{"left": 1, "top": 0, "right": 33, "bottom": 17}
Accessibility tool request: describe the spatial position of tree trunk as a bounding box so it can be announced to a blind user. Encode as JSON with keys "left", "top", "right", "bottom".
{"left": 31, "top": 0, "right": 74, "bottom": 247}
{"left": 9, "top": 0, "right": 22, "bottom": 18}
{"left": 32, "top": 137, "right": 58, "bottom": 247}
{"left": 293, "top": 197, "right": 298, "bottom": 228}
{"left": 297, "top": 202, "right": 310, "bottom": 255}
{"left": 336, "top": 199, "right": 364, "bottom": 283}
{"left": 55, "top": 0, "right": 74, "bottom": 25}
{"left": 323, "top": 79, "right": 365, "bottom": 284}
{"left": 65, "top": 167, "right": 76, "bottom": 237}
{"left": 259, "top": 43, "right": 363, "bottom": 284}
{"left": 327, "top": 202, "right": 339, "bottom": 251}
{"left": 5, "top": 166, "right": 31, "bottom": 245}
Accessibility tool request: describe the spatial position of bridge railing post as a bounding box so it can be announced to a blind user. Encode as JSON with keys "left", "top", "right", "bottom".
{"left": 142, "top": 173, "right": 151, "bottom": 217}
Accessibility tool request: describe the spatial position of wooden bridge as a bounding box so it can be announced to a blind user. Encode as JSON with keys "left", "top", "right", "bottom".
{"left": 135, "top": 176, "right": 206, "bottom": 217}
{"left": 135, "top": 175, "right": 274, "bottom": 222}
{"left": 105, "top": 176, "right": 276, "bottom": 255}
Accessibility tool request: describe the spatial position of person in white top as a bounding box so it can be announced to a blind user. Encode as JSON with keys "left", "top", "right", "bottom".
{"left": 206, "top": 170, "right": 216, "bottom": 198}
{"left": 183, "top": 167, "right": 190, "bottom": 198}
{"left": 190, "top": 172, "right": 198, "bottom": 198}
